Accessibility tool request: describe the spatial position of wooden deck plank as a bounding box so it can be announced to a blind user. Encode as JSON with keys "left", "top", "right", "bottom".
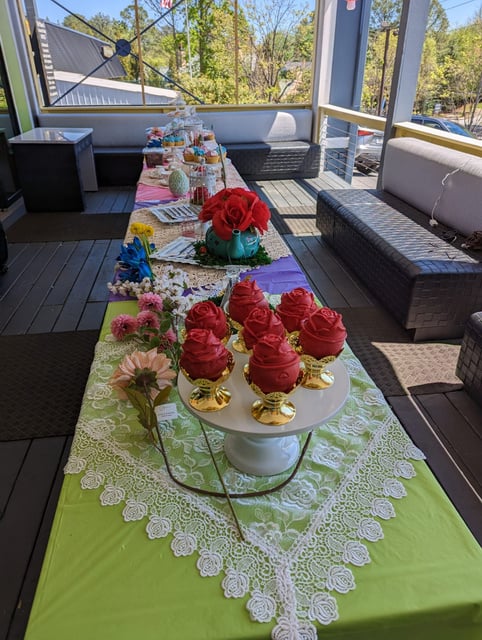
{"left": 2, "top": 242, "right": 78, "bottom": 335}
{"left": 300, "top": 235, "right": 375, "bottom": 307}
{"left": 27, "top": 304, "right": 63, "bottom": 334}
{"left": 414, "top": 394, "right": 482, "bottom": 493}
{"left": 0, "top": 437, "right": 66, "bottom": 639}
{"left": 282, "top": 234, "right": 349, "bottom": 307}
{"left": 88, "top": 239, "right": 120, "bottom": 302}
{"left": 388, "top": 395, "right": 481, "bottom": 544}
{"left": 77, "top": 301, "right": 108, "bottom": 331}
{"left": 0, "top": 244, "right": 45, "bottom": 300}
{"left": 43, "top": 241, "right": 94, "bottom": 305}
{"left": 6, "top": 437, "right": 72, "bottom": 640}
{"left": 0, "top": 440, "right": 29, "bottom": 518}
{"left": 446, "top": 390, "right": 482, "bottom": 437}
{"left": 0, "top": 243, "right": 56, "bottom": 333}
{"left": 53, "top": 240, "right": 110, "bottom": 332}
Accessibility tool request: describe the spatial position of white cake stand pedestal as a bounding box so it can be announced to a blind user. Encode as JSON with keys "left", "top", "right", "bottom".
{"left": 177, "top": 346, "right": 350, "bottom": 477}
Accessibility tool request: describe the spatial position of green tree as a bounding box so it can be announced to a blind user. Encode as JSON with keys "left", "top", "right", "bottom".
{"left": 439, "top": 14, "right": 482, "bottom": 129}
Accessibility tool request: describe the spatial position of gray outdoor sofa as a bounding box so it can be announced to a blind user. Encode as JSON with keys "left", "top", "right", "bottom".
{"left": 316, "top": 137, "right": 482, "bottom": 341}
{"left": 38, "top": 109, "right": 321, "bottom": 185}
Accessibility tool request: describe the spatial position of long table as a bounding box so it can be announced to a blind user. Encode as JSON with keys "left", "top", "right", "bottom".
{"left": 24, "top": 165, "right": 482, "bottom": 640}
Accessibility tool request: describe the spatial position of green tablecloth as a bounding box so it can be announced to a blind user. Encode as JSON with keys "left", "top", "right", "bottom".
{"left": 25, "top": 302, "right": 482, "bottom": 640}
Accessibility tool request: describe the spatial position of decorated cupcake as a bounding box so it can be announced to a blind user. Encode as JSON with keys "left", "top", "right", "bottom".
{"left": 276, "top": 287, "right": 318, "bottom": 333}
{"left": 228, "top": 279, "right": 269, "bottom": 325}
{"left": 242, "top": 306, "right": 285, "bottom": 350}
{"left": 184, "top": 300, "right": 229, "bottom": 341}
{"left": 183, "top": 147, "right": 196, "bottom": 162}
{"left": 180, "top": 328, "right": 231, "bottom": 381}
{"left": 298, "top": 307, "right": 347, "bottom": 359}
{"left": 248, "top": 334, "right": 301, "bottom": 394}
{"left": 203, "top": 129, "right": 216, "bottom": 141}
{"left": 205, "top": 149, "right": 220, "bottom": 164}
{"left": 192, "top": 146, "right": 206, "bottom": 163}
{"left": 162, "top": 135, "right": 175, "bottom": 147}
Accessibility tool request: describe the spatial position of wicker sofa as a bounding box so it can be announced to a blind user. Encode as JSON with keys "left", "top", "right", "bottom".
{"left": 456, "top": 312, "right": 482, "bottom": 406}
{"left": 37, "top": 109, "right": 320, "bottom": 185}
{"left": 316, "top": 137, "right": 482, "bottom": 341}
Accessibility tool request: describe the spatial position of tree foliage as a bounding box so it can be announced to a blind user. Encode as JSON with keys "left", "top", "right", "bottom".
{"left": 56, "top": 0, "right": 482, "bottom": 120}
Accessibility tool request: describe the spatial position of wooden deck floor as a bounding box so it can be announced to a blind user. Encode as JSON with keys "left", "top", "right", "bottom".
{"left": 1, "top": 177, "right": 480, "bottom": 640}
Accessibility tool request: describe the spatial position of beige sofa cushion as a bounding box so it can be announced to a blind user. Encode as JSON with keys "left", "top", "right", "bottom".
{"left": 37, "top": 109, "right": 313, "bottom": 147}
{"left": 382, "top": 137, "right": 482, "bottom": 237}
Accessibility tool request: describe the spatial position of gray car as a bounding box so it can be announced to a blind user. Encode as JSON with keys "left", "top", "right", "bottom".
{"left": 354, "top": 116, "right": 474, "bottom": 174}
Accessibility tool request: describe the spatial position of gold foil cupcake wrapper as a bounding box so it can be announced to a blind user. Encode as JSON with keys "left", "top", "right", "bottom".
{"left": 181, "top": 353, "right": 234, "bottom": 411}
{"left": 288, "top": 332, "right": 342, "bottom": 389}
{"left": 243, "top": 364, "right": 304, "bottom": 426}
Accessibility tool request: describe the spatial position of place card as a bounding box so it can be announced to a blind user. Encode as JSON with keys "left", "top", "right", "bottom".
{"left": 156, "top": 403, "right": 179, "bottom": 421}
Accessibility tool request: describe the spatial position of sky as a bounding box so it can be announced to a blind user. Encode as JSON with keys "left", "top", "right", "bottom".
{"left": 34, "top": 0, "right": 482, "bottom": 28}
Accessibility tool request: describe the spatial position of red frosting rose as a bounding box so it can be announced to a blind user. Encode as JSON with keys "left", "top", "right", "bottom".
{"left": 298, "top": 307, "right": 347, "bottom": 358}
{"left": 248, "top": 334, "right": 301, "bottom": 394}
{"left": 184, "top": 300, "right": 228, "bottom": 341}
{"left": 180, "top": 328, "right": 231, "bottom": 380}
{"left": 198, "top": 187, "right": 270, "bottom": 241}
{"left": 228, "top": 279, "right": 269, "bottom": 325}
{"left": 242, "top": 306, "right": 286, "bottom": 350}
{"left": 276, "top": 287, "right": 318, "bottom": 333}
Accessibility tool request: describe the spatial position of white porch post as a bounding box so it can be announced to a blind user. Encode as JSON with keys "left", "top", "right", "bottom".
{"left": 378, "top": 0, "right": 431, "bottom": 185}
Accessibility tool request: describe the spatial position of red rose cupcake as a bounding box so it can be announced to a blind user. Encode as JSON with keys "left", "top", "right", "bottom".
{"left": 248, "top": 334, "right": 301, "bottom": 394}
{"left": 276, "top": 287, "right": 318, "bottom": 333}
{"left": 228, "top": 279, "right": 269, "bottom": 325}
{"left": 180, "top": 328, "right": 231, "bottom": 380}
{"left": 298, "top": 307, "right": 347, "bottom": 359}
{"left": 185, "top": 300, "right": 228, "bottom": 341}
{"left": 242, "top": 306, "right": 286, "bottom": 350}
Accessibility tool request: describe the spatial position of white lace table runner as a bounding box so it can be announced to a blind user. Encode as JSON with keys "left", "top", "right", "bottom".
{"left": 65, "top": 326, "right": 424, "bottom": 639}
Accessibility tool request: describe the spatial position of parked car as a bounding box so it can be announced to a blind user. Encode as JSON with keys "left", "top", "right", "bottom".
{"left": 354, "top": 116, "right": 474, "bottom": 174}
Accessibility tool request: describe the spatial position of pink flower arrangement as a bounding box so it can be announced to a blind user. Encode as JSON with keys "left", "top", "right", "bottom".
{"left": 109, "top": 293, "right": 180, "bottom": 371}
{"left": 111, "top": 314, "right": 139, "bottom": 341}
{"left": 138, "top": 292, "right": 164, "bottom": 313}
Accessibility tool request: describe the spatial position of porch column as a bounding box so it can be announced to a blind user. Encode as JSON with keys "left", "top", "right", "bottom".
{"left": 378, "top": 0, "right": 431, "bottom": 185}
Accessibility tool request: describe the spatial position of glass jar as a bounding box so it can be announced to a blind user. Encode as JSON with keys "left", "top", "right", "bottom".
{"left": 189, "top": 161, "right": 216, "bottom": 206}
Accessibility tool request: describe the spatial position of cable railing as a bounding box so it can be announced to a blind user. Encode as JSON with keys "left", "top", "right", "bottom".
{"left": 317, "top": 105, "right": 482, "bottom": 183}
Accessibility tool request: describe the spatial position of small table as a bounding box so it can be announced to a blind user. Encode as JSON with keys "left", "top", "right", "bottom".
{"left": 9, "top": 127, "right": 98, "bottom": 212}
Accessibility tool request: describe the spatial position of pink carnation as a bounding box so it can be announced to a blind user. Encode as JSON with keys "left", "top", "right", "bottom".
{"left": 161, "top": 328, "right": 177, "bottom": 345}
{"left": 138, "top": 293, "right": 163, "bottom": 313}
{"left": 137, "top": 310, "right": 161, "bottom": 329}
{"left": 111, "top": 314, "right": 138, "bottom": 341}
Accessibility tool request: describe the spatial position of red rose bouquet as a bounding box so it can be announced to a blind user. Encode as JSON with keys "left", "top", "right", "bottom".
{"left": 198, "top": 188, "right": 270, "bottom": 241}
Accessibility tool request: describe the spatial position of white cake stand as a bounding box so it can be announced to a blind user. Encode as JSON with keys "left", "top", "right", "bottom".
{"left": 177, "top": 345, "right": 350, "bottom": 477}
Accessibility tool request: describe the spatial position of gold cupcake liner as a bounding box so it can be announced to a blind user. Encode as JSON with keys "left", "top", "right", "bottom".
{"left": 288, "top": 332, "right": 342, "bottom": 389}
{"left": 181, "top": 353, "right": 234, "bottom": 411}
{"left": 243, "top": 364, "right": 305, "bottom": 425}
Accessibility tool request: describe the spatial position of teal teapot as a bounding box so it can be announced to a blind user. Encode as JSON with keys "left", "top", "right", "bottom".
{"left": 205, "top": 226, "right": 260, "bottom": 260}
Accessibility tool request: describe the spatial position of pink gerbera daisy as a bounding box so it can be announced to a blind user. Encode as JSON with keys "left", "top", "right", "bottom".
{"left": 138, "top": 293, "right": 163, "bottom": 313}
{"left": 110, "top": 314, "right": 138, "bottom": 341}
